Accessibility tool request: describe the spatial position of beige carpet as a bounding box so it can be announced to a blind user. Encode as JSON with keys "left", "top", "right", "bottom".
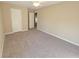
{"left": 2, "top": 29, "right": 79, "bottom": 58}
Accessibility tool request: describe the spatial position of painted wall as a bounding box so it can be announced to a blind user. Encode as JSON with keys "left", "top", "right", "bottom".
{"left": 0, "top": 7, "right": 4, "bottom": 57}
{"left": 37, "top": 2, "right": 79, "bottom": 45}
{"left": 1, "top": 3, "right": 28, "bottom": 34}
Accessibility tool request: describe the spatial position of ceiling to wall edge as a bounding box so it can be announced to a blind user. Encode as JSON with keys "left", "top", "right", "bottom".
{"left": 29, "top": 1, "right": 63, "bottom": 12}
{"left": 0, "top": 1, "right": 63, "bottom": 12}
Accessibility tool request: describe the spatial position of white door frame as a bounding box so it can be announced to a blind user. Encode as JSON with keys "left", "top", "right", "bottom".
{"left": 29, "top": 12, "right": 34, "bottom": 29}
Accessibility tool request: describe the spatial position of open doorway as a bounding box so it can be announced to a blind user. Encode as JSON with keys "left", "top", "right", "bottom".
{"left": 34, "top": 12, "right": 37, "bottom": 29}
{"left": 28, "top": 12, "right": 37, "bottom": 30}
{"left": 28, "top": 12, "right": 34, "bottom": 30}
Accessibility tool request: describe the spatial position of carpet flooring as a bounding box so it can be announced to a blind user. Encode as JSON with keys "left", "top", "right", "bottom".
{"left": 2, "top": 29, "right": 79, "bottom": 58}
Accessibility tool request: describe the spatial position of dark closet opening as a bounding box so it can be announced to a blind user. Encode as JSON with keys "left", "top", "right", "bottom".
{"left": 34, "top": 12, "right": 37, "bottom": 28}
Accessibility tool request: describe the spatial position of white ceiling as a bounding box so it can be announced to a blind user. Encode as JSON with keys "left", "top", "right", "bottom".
{"left": 0, "top": 1, "right": 61, "bottom": 10}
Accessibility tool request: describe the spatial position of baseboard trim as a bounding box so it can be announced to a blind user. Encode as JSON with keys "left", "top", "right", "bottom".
{"left": 38, "top": 29, "right": 79, "bottom": 46}
{"left": 5, "top": 32, "right": 14, "bottom": 35}
{"left": 5, "top": 30, "right": 28, "bottom": 35}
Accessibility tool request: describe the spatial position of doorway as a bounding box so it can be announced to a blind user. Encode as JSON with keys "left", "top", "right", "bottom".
{"left": 34, "top": 12, "right": 37, "bottom": 28}
{"left": 28, "top": 12, "right": 34, "bottom": 29}
{"left": 28, "top": 12, "right": 37, "bottom": 30}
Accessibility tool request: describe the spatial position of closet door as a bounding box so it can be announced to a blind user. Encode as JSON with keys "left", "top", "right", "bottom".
{"left": 29, "top": 12, "right": 34, "bottom": 29}
{"left": 11, "top": 8, "right": 22, "bottom": 32}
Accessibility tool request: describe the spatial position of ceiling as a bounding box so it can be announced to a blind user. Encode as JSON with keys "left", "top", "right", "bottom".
{"left": 0, "top": 1, "right": 61, "bottom": 10}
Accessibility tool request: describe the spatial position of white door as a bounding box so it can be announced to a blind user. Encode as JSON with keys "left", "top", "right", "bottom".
{"left": 11, "top": 8, "right": 22, "bottom": 32}
{"left": 29, "top": 12, "right": 34, "bottom": 29}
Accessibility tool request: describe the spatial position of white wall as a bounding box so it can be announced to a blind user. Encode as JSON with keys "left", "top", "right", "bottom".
{"left": 0, "top": 8, "right": 4, "bottom": 57}
{"left": 37, "top": 2, "right": 79, "bottom": 46}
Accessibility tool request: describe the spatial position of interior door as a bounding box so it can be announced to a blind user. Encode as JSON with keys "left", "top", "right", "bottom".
{"left": 11, "top": 8, "right": 22, "bottom": 32}
{"left": 29, "top": 12, "right": 34, "bottom": 29}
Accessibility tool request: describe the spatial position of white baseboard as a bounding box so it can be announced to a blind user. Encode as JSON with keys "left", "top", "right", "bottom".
{"left": 5, "top": 30, "right": 28, "bottom": 35}
{"left": 5, "top": 32, "right": 14, "bottom": 35}
{"left": 38, "top": 29, "right": 79, "bottom": 46}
